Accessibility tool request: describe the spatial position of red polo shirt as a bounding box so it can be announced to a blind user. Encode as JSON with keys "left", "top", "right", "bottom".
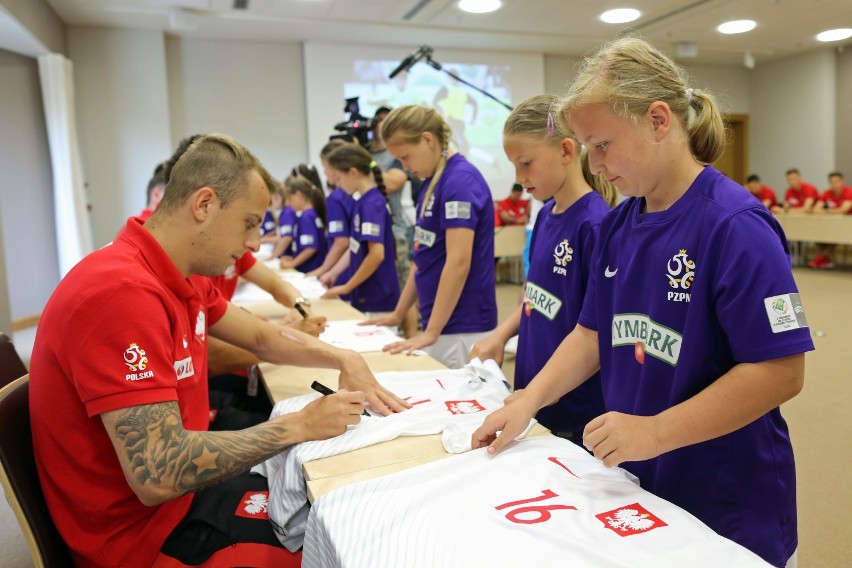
{"left": 751, "top": 185, "right": 777, "bottom": 209}
{"left": 784, "top": 182, "right": 818, "bottom": 208}
{"left": 30, "top": 217, "right": 228, "bottom": 568}
{"left": 820, "top": 187, "right": 852, "bottom": 212}
{"left": 203, "top": 250, "right": 257, "bottom": 301}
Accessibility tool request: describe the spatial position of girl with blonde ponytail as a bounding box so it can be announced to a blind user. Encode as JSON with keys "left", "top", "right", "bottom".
{"left": 367, "top": 104, "right": 497, "bottom": 368}
{"left": 472, "top": 37, "right": 811, "bottom": 568}
{"left": 470, "top": 94, "right": 614, "bottom": 443}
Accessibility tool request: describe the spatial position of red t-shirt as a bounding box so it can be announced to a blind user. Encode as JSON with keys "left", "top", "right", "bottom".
{"left": 497, "top": 197, "right": 530, "bottom": 225}
{"left": 784, "top": 183, "right": 818, "bottom": 208}
{"left": 203, "top": 250, "right": 257, "bottom": 301}
{"left": 30, "top": 218, "right": 228, "bottom": 568}
{"left": 751, "top": 185, "right": 777, "bottom": 209}
{"left": 820, "top": 187, "right": 852, "bottom": 212}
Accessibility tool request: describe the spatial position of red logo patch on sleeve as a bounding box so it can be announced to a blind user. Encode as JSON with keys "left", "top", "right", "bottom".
{"left": 235, "top": 491, "right": 270, "bottom": 520}
{"left": 595, "top": 502, "right": 667, "bottom": 536}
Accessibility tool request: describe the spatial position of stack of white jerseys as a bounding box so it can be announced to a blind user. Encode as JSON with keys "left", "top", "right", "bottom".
{"left": 302, "top": 435, "right": 770, "bottom": 568}
{"left": 252, "top": 359, "right": 514, "bottom": 552}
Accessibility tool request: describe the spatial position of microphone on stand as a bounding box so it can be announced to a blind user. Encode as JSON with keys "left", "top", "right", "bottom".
{"left": 388, "top": 46, "right": 427, "bottom": 79}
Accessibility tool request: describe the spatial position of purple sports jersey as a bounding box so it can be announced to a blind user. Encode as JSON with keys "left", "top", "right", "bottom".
{"left": 260, "top": 210, "right": 278, "bottom": 237}
{"left": 413, "top": 154, "right": 497, "bottom": 334}
{"left": 292, "top": 208, "right": 327, "bottom": 273}
{"left": 326, "top": 189, "right": 355, "bottom": 240}
{"left": 326, "top": 188, "right": 355, "bottom": 292}
{"left": 516, "top": 193, "right": 609, "bottom": 441}
{"left": 278, "top": 206, "right": 297, "bottom": 242}
{"left": 348, "top": 188, "right": 400, "bottom": 312}
{"left": 578, "top": 166, "right": 814, "bottom": 567}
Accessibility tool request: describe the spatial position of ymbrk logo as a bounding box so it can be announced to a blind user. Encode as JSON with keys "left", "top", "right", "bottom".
{"left": 611, "top": 314, "right": 683, "bottom": 366}
{"left": 666, "top": 249, "right": 695, "bottom": 303}
{"left": 445, "top": 400, "right": 486, "bottom": 415}
{"left": 596, "top": 503, "right": 667, "bottom": 536}
{"left": 552, "top": 239, "right": 573, "bottom": 275}
{"left": 235, "top": 491, "right": 269, "bottom": 520}
{"left": 123, "top": 343, "right": 148, "bottom": 372}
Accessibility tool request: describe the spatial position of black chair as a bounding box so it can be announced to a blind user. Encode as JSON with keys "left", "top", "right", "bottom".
{"left": 0, "top": 332, "right": 28, "bottom": 389}
{"left": 0, "top": 376, "right": 74, "bottom": 567}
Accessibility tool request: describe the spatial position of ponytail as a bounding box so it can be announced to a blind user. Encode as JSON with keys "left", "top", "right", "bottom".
{"left": 686, "top": 89, "right": 726, "bottom": 164}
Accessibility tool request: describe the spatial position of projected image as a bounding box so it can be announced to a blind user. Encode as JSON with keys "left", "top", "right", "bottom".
{"left": 342, "top": 59, "right": 514, "bottom": 183}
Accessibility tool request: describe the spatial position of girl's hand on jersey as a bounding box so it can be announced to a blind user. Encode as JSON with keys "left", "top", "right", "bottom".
{"left": 318, "top": 272, "right": 337, "bottom": 287}
{"left": 383, "top": 330, "right": 438, "bottom": 355}
{"left": 471, "top": 400, "right": 536, "bottom": 455}
{"left": 503, "top": 388, "right": 524, "bottom": 405}
{"left": 468, "top": 334, "right": 506, "bottom": 366}
{"left": 582, "top": 412, "right": 664, "bottom": 468}
{"left": 362, "top": 311, "right": 403, "bottom": 327}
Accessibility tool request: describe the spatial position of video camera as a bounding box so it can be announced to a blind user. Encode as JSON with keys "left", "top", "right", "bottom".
{"left": 331, "top": 96, "right": 375, "bottom": 146}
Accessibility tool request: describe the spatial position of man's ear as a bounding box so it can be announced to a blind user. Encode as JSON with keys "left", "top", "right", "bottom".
{"left": 191, "top": 187, "right": 217, "bottom": 222}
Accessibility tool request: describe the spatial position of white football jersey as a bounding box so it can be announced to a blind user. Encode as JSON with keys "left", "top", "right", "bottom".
{"left": 303, "top": 436, "right": 770, "bottom": 568}
{"left": 253, "top": 359, "right": 513, "bottom": 551}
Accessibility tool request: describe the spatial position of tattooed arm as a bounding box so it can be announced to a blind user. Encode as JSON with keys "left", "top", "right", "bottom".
{"left": 100, "top": 392, "right": 365, "bottom": 506}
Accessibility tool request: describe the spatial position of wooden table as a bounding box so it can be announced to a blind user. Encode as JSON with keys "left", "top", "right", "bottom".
{"left": 774, "top": 212, "right": 852, "bottom": 245}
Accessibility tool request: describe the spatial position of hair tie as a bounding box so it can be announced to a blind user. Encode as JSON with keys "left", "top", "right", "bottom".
{"left": 686, "top": 88, "right": 694, "bottom": 104}
{"left": 369, "top": 160, "right": 377, "bottom": 169}
{"left": 441, "top": 150, "right": 449, "bottom": 158}
{"left": 546, "top": 111, "right": 555, "bottom": 136}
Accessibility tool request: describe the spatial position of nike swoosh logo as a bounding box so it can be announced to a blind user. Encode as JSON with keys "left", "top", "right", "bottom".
{"left": 604, "top": 266, "right": 618, "bottom": 278}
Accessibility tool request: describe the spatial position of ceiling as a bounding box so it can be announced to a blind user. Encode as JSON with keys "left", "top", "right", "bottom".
{"left": 45, "top": 0, "right": 852, "bottom": 67}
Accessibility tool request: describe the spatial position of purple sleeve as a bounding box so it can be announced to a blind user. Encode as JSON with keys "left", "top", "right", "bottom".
{"left": 358, "top": 198, "right": 389, "bottom": 243}
{"left": 278, "top": 208, "right": 296, "bottom": 237}
{"left": 297, "top": 213, "right": 320, "bottom": 251}
{"left": 327, "top": 195, "right": 350, "bottom": 239}
{"left": 713, "top": 209, "right": 814, "bottom": 362}
{"left": 439, "top": 172, "right": 484, "bottom": 231}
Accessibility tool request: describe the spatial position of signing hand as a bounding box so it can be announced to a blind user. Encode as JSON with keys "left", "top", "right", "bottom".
{"left": 582, "top": 412, "right": 663, "bottom": 468}
{"left": 295, "top": 389, "right": 367, "bottom": 440}
{"left": 337, "top": 352, "right": 410, "bottom": 415}
{"left": 286, "top": 316, "right": 327, "bottom": 337}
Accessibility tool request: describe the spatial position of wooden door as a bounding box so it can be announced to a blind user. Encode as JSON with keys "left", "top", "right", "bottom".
{"left": 713, "top": 114, "right": 749, "bottom": 184}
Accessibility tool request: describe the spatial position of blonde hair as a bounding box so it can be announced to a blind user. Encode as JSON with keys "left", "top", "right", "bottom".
{"left": 559, "top": 36, "right": 725, "bottom": 165}
{"left": 505, "top": 94, "right": 617, "bottom": 206}
{"left": 158, "top": 133, "right": 276, "bottom": 214}
{"left": 381, "top": 105, "right": 452, "bottom": 217}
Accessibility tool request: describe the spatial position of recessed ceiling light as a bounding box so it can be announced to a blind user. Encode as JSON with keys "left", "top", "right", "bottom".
{"left": 717, "top": 20, "right": 756, "bottom": 35}
{"left": 816, "top": 28, "right": 852, "bottom": 42}
{"left": 458, "top": 0, "right": 502, "bottom": 14}
{"left": 600, "top": 8, "right": 641, "bottom": 24}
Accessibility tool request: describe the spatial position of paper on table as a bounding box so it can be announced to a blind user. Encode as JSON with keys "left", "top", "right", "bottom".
{"left": 318, "top": 319, "right": 401, "bottom": 353}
